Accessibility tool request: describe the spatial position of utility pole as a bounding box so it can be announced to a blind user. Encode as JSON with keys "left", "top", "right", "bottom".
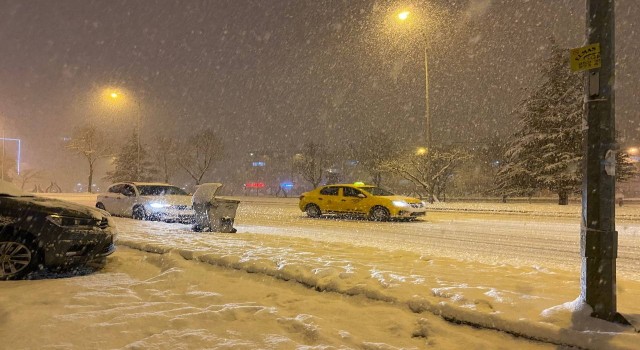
{"left": 580, "top": 0, "right": 627, "bottom": 324}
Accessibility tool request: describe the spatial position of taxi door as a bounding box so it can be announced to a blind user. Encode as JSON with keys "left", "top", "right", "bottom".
{"left": 317, "top": 186, "right": 341, "bottom": 213}
{"left": 339, "top": 186, "right": 367, "bottom": 213}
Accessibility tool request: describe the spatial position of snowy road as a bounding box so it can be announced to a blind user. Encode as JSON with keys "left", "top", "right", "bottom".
{"left": 232, "top": 198, "right": 640, "bottom": 281}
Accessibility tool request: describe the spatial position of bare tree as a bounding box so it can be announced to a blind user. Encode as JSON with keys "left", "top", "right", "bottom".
{"left": 176, "top": 129, "right": 224, "bottom": 185}
{"left": 293, "top": 142, "right": 331, "bottom": 188}
{"left": 381, "top": 148, "right": 469, "bottom": 202}
{"left": 14, "top": 168, "right": 45, "bottom": 190}
{"left": 65, "top": 125, "right": 112, "bottom": 193}
{"left": 152, "top": 136, "right": 178, "bottom": 183}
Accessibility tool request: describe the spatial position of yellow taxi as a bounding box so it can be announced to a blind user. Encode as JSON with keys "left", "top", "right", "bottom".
{"left": 298, "top": 183, "right": 426, "bottom": 221}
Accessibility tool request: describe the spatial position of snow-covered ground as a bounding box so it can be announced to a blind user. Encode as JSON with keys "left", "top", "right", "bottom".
{"left": 3, "top": 194, "right": 640, "bottom": 349}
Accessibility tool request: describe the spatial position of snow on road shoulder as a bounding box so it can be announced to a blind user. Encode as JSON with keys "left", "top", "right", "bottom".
{"left": 114, "top": 218, "right": 640, "bottom": 349}
{"left": 1, "top": 247, "right": 553, "bottom": 349}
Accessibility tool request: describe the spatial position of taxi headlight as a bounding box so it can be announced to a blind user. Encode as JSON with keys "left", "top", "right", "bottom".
{"left": 392, "top": 200, "right": 409, "bottom": 207}
{"left": 150, "top": 202, "right": 170, "bottom": 209}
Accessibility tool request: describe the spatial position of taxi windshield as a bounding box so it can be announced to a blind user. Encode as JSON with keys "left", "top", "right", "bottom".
{"left": 361, "top": 186, "right": 395, "bottom": 196}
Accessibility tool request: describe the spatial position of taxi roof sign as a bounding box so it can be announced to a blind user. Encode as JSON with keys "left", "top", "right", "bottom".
{"left": 570, "top": 43, "right": 601, "bottom": 72}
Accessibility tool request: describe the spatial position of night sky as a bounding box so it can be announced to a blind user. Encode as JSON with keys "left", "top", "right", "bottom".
{"left": 0, "top": 0, "right": 638, "bottom": 189}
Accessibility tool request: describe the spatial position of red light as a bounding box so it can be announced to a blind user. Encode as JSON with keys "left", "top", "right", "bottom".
{"left": 245, "top": 182, "right": 265, "bottom": 188}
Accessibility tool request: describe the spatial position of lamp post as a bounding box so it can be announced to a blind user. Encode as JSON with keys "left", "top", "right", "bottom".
{"left": 107, "top": 89, "right": 143, "bottom": 177}
{"left": 397, "top": 10, "right": 431, "bottom": 149}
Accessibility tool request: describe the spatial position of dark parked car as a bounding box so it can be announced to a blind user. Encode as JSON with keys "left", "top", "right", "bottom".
{"left": 0, "top": 181, "right": 117, "bottom": 280}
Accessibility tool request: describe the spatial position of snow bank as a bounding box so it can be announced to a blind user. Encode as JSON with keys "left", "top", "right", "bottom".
{"left": 113, "top": 218, "right": 640, "bottom": 349}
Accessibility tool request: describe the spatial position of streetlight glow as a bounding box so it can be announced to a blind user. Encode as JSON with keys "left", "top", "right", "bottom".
{"left": 101, "top": 87, "right": 143, "bottom": 175}
{"left": 392, "top": 8, "right": 431, "bottom": 148}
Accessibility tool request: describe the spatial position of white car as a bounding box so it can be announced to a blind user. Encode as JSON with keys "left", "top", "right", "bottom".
{"left": 96, "top": 182, "right": 195, "bottom": 223}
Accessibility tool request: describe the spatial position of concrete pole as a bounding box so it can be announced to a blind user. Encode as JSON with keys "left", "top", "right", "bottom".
{"left": 580, "top": 0, "right": 627, "bottom": 324}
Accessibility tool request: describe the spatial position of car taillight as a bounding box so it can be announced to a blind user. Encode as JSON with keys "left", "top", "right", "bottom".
{"left": 299, "top": 195, "right": 304, "bottom": 200}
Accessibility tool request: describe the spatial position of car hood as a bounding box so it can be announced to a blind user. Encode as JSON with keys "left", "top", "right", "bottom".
{"left": 12, "top": 196, "right": 110, "bottom": 220}
{"left": 141, "top": 195, "right": 193, "bottom": 206}
{"left": 384, "top": 196, "right": 423, "bottom": 204}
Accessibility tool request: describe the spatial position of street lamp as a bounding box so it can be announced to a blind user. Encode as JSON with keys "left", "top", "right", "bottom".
{"left": 104, "top": 88, "right": 143, "bottom": 176}
{"left": 396, "top": 10, "right": 431, "bottom": 150}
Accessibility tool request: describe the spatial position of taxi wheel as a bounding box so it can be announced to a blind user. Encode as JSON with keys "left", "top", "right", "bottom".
{"left": 369, "top": 206, "right": 390, "bottom": 221}
{"left": 305, "top": 204, "right": 322, "bottom": 218}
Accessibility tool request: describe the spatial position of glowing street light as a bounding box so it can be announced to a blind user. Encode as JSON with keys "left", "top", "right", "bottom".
{"left": 394, "top": 9, "right": 432, "bottom": 149}
{"left": 102, "top": 88, "right": 143, "bottom": 174}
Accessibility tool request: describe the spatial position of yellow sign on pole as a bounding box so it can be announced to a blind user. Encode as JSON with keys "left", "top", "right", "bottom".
{"left": 570, "top": 43, "right": 601, "bottom": 72}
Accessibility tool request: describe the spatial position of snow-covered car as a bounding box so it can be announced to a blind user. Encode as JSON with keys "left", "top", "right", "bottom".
{"left": 0, "top": 180, "right": 117, "bottom": 280}
{"left": 299, "top": 183, "right": 427, "bottom": 221}
{"left": 96, "top": 182, "right": 195, "bottom": 223}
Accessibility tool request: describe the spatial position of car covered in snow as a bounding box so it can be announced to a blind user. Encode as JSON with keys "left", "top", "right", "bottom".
{"left": 96, "top": 182, "right": 195, "bottom": 223}
{"left": 0, "top": 180, "right": 117, "bottom": 280}
{"left": 299, "top": 183, "right": 426, "bottom": 221}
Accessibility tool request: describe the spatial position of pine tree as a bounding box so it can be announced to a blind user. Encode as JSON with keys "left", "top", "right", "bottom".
{"left": 496, "top": 42, "right": 636, "bottom": 205}
{"left": 497, "top": 42, "right": 583, "bottom": 205}
{"left": 106, "top": 131, "right": 158, "bottom": 183}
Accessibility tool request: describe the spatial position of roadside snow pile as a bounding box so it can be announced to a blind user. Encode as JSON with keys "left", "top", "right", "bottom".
{"left": 114, "top": 218, "right": 640, "bottom": 350}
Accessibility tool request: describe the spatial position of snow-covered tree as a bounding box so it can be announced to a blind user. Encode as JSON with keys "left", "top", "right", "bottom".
{"left": 106, "top": 131, "right": 158, "bottom": 183}
{"left": 381, "top": 147, "right": 469, "bottom": 202}
{"left": 293, "top": 142, "right": 331, "bottom": 189}
{"left": 496, "top": 42, "right": 583, "bottom": 205}
{"left": 65, "top": 125, "right": 112, "bottom": 192}
{"left": 497, "top": 42, "right": 637, "bottom": 205}
{"left": 176, "top": 128, "right": 224, "bottom": 185}
{"left": 616, "top": 150, "right": 638, "bottom": 183}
